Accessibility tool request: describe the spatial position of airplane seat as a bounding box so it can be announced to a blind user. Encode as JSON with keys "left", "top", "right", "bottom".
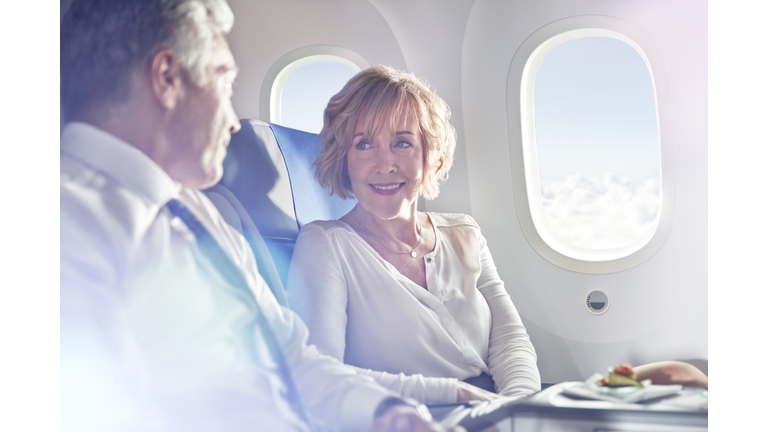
{"left": 204, "top": 119, "right": 356, "bottom": 305}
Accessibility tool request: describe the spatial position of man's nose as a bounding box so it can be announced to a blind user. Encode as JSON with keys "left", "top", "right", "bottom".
{"left": 227, "top": 102, "right": 241, "bottom": 134}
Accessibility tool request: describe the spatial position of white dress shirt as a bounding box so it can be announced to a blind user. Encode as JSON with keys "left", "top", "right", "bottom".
{"left": 60, "top": 122, "right": 395, "bottom": 432}
{"left": 287, "top": 215, "right": 541, "bottom": 405}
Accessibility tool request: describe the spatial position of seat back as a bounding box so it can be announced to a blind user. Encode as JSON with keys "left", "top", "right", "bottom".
{"left": 270, "top": 123, "right": 357, "bottom": 227}
{"left": 205, "top": 119, "right": 356, "bottom": 304}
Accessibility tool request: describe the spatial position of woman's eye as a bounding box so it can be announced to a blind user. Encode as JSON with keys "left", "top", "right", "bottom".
{"left": 395, "top": 140, "right": 413, "bottom": 148}
{"left": 355, "top": 141, "right": 371, "bottom": 150}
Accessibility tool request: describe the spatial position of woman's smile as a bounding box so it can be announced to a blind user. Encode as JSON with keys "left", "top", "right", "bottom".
{"left": 370, "top": 182, "right": 405, "bottom": 195}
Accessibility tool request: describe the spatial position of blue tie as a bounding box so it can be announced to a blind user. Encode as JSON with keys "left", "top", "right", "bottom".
{"left": 165, "top": 198, "right": 314, "bottom": 429}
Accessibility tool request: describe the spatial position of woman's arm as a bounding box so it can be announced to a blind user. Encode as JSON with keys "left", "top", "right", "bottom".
{"left": 475, "top": 233, "right": 541, "bottom": 399}
{"left": 287, "top": 222, "right": 459, "bottom": 404}
{"left": 287, "top": 222, "right": 350, "bottom": 360}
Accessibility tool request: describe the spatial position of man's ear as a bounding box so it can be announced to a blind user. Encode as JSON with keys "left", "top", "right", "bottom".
{"left": 150, "top": 49, "right": 184, "bottom": 110}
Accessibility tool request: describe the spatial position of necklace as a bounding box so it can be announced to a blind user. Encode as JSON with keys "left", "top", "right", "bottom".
{"left": 354, "top": 213, "right": 423, "bottom": 258}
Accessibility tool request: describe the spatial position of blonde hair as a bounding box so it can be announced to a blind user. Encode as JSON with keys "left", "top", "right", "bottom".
{"left": 314, "top": 65, "right": 456, "bottom": 200}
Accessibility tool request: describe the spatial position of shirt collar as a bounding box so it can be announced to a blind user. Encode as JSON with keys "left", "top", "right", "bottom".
{"left": 61, "top": 122, "right": 180, "bottom": 206}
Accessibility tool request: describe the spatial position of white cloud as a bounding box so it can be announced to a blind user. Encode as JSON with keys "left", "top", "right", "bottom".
{"left": 540, "top": 173, "right": 660, "bottom": 250}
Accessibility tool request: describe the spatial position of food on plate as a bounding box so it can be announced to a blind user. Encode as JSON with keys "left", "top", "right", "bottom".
{"left": 599, "top": 364, "right": 644, "bottom": 387}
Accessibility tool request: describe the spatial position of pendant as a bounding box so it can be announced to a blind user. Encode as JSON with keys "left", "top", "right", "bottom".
{"left": 410, "top": 250, "right": 417, "bottom": 258}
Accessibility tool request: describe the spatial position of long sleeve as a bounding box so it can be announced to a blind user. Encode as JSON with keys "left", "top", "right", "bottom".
{"left": 286, "top": 222, "right": 350, "bottom": 361}
{"left": 191, "top": 192, "right": 399, "bottom": 432}
{"left": 287, "top": 222, "right": 458, "bottom": 404}
{"left": 61, "top": 123, "right": 400, "bottom": 432}
{"left": 60, "top": 180, "right": 164, "bottom": 432}
{"left": 476, "top": 233, "right": 541, "bottom": 398}
{"left": 262, "top": 297, "right": 397, "bottom": 432}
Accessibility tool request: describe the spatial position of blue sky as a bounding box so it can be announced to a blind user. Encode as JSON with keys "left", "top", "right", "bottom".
{"left": 534, "top": 37, "right": 660, "bottom": 185}
{"left": 533, "top": 37, "right": 661, "bottom": 249}
{"left": 281, "top": 61, "right": 358, "bottom": 133}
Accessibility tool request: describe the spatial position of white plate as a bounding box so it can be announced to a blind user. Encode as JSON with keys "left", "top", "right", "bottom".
{"left": 561, "top": 373, "right": 681, "bottom": 403}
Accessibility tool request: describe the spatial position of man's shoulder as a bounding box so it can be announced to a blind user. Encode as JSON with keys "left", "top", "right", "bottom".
{"left": 61, "top": 152, "right": 107, "bottom": 192}
{"left": 61, "top": 153, "right": 156, "bottom": 252}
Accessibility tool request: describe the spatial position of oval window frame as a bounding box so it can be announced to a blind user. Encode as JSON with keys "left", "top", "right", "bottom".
{"left": 260, "top": 45, "right": 369, "bottom": 125}
{"left": 507, "top": 16, "right": 674, "bottom": 274}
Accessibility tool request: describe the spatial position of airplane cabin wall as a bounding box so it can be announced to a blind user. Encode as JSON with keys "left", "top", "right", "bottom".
{"left": 461, "top": 0, "right": 707, "bottom": 382}
{"left": 225, "top": 0, "right": 707, "bottom": 384}
{"left": 226, "top": 0, "right": 407, "bottom": 121}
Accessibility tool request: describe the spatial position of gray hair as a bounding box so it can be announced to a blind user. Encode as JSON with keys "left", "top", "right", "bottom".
{"left": 61, "top": 0, "right": 234, "bottom": 121}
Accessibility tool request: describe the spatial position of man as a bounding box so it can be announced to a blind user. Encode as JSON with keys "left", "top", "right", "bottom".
{"left": 60, "top": 1, "right": 461, "bottom": 431}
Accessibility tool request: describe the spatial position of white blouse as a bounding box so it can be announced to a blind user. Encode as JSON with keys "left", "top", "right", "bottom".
{"left": 287, "top": 213, "right": 541, "bottom": 404}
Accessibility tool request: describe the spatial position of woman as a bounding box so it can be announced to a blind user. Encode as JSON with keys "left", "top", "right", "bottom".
{"left": 286, "top": 65, "right": 707, "bottom": 405}
{"left": 287, "top": 65, "right": 540, "bottom": 405}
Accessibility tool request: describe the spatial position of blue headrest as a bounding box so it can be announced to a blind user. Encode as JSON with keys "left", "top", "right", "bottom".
{"left": 270, "top": 122, "right": 356, "bottom": 227}
{"left": 216, "top": 119, "right": 298, "bottom": 241}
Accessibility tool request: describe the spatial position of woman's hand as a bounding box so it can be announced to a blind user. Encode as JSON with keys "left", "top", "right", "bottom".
{"left": 456, "top": 381, "right": 503, "bottom": 402}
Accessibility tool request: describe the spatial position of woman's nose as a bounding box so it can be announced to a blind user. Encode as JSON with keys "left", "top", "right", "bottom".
{"left": 373, "top": 145, "right": 396, "bottom": 173}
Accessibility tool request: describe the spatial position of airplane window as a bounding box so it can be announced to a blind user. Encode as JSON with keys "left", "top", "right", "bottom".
{"left": 528, "top": 35, "right": 661, "bottom": 258}
{"left": 279, "top": 61, "right": 358, "bottom": 133}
